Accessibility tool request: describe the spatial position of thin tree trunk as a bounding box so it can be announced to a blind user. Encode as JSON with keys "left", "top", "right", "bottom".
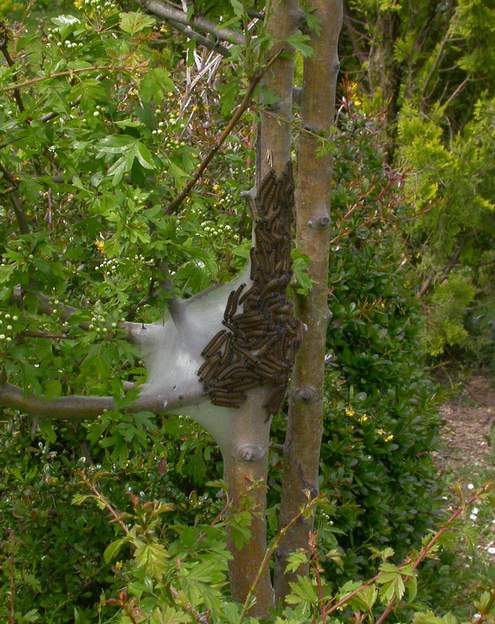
{"left": 274, "top": 0, "right": 343, "bottom": 603}
{"left": 224, "top": 0, "right": 298, "bottom": 614}
{"left": 224, "top": 390, "right": 273, "bottom": 611}
{"left": 258, "top": 0, "right": 298, "bottom": 180}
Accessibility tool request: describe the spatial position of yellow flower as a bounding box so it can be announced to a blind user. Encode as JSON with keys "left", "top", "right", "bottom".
{"left": 359, "top": 414, "right": 369, "bottom": 423}
{"left": 345, "top": 406, "right": 355, "bottom": 417}
{"left": 384, "top": 434, "right": 394, "bottom": 443}
{"left": 95, "top": 239, "right": 105, "bottom": 253}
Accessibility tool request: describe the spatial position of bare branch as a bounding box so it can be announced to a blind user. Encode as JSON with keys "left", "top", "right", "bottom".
{"left": 0, "top": 381, "right": 203, "bottom": 421}
{"left": 136, "top": 0, "right": 245, "bottom": 45}
{"left": 3, "top": 63, "right": 147, "bottom": 92}
{"left": 166, "top": 19, "right": 230, "bottom": 56}
{"left": 442, "top": 76, "right": 470, "bottom": 110}
{"left": 167, "top": 50, "right": 282, "bottom": 213}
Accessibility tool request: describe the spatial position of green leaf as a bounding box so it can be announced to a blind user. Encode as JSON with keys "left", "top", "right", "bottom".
{"left": 291, "top": 250, "right": 314, "bottom": 296}
{"left": 0, "top": 264, "right": 15, "bottom": 283}
{"left": 103, "top": 537, "right": 127, "bottom": 563}
{"left": 134, "top": 542, "right": 169, "bottom": 579}
{"left": 406, "top": 574, "right": 418, "bottom": 602}
{"left": 141, "top": 68, "right": 174, "bottom": 103}
{"left": 39, "top": 421, "right": 56, "bottom": 444}
{"left": 21, "top": 609, "right": 40, "bottom": 623}
{"left": 285, "top": 550, "right": 309, "bottom": 574}
{"left": 230, "top": 0, "right": 244, "bottom": 18}
{"left": 135, "top": 143, "right": 156, "bottom": 170}
{"left": 96, "top": 135, "right": 136, "bottom": 155}
{"left": 228, "top": 511, "right": 252, "bottom": 550}
{"left": 119, "top": 11, "right": 156, "bottom": 35}
{"left": 286, "top": 575, "right": 319, "bottom": 606}
{"left": 286, "top": 31, "right": 313, "bottom": 57}
{"left": 72, "top": 494, "right": 92, "bottom": 506}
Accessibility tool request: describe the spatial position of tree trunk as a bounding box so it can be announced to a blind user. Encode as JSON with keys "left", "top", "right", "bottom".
{"left": 274, "top": 0, "right": 343, "bottom": 603}
{"left": 223, "top": 389, "right": 273, "bottom": 610}
{"left": 223, "top": 1, "right": 298, "bottom": 614}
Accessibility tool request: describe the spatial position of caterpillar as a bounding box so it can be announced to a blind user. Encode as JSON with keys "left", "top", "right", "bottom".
{"left": 197, "top": 162, "right": 304, "bottom": 418}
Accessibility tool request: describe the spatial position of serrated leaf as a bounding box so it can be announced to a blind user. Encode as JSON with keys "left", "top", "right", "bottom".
{"left": 141, "top": 68, "right": 174, "bottom": 103}
{"left": 286, "top": 575, "right": 319, "bottom": 606}
{"left": 0, "top": 264, "right": 15, "bottom": 283}
{"left": 72, "top": 494, "right": 92, "bottom": 506}
{"left": 119, "top": 11, "right": 156, "bottom": 35}
{"left": 135, "top": 542, "right": 169, "bottom": 579}
{"left": 285, "top": 550, "right": 309, "bottom": 573}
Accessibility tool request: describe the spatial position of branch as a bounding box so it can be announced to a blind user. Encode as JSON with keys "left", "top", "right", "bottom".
{"left": 0, "top": 162, "right": 30, "bottom": 234}
{"left": 166, "top": 19, "right": 230, "bottom": 56}
{"left": 416, "top": 246, "right": 462, "bottom": 298}
{"left": 0, "top": 24, "right": 25, "bottom": 113}
{"left": 137, "top": 0, "right": 245, "bottom": 45}
{"left": 166, "top": 50, "right": 281, "bottom": 213}
{"left": 3, "top": 63, "right": 146, "bottom": 92}
{"left": 0, "top": 380, "right": 203, "bottom": 421}
{"left": 442, "top": 76, "right": 470, "bottom": 110}
{"left": 12, "top": 287, "right": 150, "bottom": 343}
{"left": 420, "top": 29, "right": 451, "bottom": 104}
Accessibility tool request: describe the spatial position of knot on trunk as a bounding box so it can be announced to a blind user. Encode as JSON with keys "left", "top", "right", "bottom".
{"left": 308, "top": 215, "right": 330, "bottom": 230}
{"left": 293, "top": 385, "right": 319, "bottom": 403}
{"left": 236, "top": 444, "right": 267, "bottom": 462}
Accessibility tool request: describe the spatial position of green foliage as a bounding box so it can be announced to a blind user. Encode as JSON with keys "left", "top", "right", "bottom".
{"left": 342, "top": 0, "right": 495, "bottom": 367}
{"left": 398, "top": 99, "right": 495, "bottom": 360}
{"left": 1, "top": 1, "right": 491, "bottom": 622}
{"left": 320, "top": 106, "right": 441, "bottom": 579}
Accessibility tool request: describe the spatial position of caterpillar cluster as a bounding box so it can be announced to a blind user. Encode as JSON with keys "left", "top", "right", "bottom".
{"left": 198, "top": 163, "right": 304, "bottom": 418}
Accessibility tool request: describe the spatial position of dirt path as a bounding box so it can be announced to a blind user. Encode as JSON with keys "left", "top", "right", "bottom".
{"left": 435, "top": 374, "right": 495, "bottom": 564}
{"left": 436, "top": 375, "right": 495, "bottom": 472}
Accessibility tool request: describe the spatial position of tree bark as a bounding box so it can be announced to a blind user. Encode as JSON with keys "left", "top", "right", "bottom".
{"left": 223, "top": 0, "right": 298, "bottom": 614}
{"left": 258, "top": 0, "right": 298, "bottom": 180}
{"left": 274, "top": 0, "right": 343, "bottom": 603}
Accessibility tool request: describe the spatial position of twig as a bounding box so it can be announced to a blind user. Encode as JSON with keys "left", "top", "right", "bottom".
{"left": 420, "top": 29, "right": 451, "bottom": 104}
{"left": 325, "top": 485, "right": 493, "bottom": 619}
{"left": 443, "top": 76, "right": 470, "bottom": 110}
{"left": 416, "top": 246, "right": 462, "bottom": 298}
{"left": 166, "top": 50, "right": 282, "bottom": 213}
{"left": 0, "top": 161, "right": 30, "bottom": 233}
{"left": 3, "top": 63, "right": 146, "bottom": 92}
{"left": 19, "top": 330, "right": 68, "bottom": 339}
{"left": 81, "top": 473, "right": 130, "bottom": 536}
